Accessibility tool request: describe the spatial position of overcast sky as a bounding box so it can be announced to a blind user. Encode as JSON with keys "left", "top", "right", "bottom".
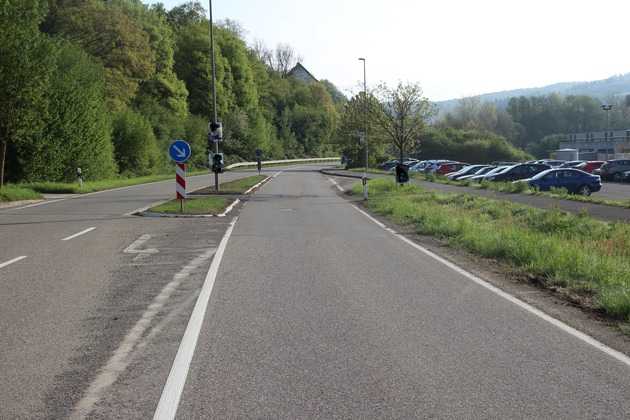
{"left": 147, "top": 0, "right": 630, "bottom": 101}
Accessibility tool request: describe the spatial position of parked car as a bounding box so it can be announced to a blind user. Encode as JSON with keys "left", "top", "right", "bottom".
{"left": 518, "top": 168, "right": 601, "bottom": 195}
{"left": 535, "top": 159, "right": 565, "bottom": 167}
{"left": 576, "top": 161, "right": 604, "bottom": 174}
{"left": 596, "top": 159, "right": 630, "bottom": 181}
{"left": 485, "top": 163, "right": 551, "bottom": 182}
{"left": 447, "top": 165, "right": 488, "bottom": 180}
{"left": 559, "top": 160, "right": 584, "bottom": 168}
{"left": 378, "top": 160, "right": 399, "bottom": 171}
{"left": 621, "top": 170, "right": 630, "bottom": 182}
{"left": 420, "top": 159, "right": 455, "bottom": 174}
{"left": 457, "top": 166, "right": 496, "bottom": 181}
{"left": 436, "top": 162, "right": 466, "bottom": 175}
{"left": 472, "top": 166, "right": 510, "bottom": 182}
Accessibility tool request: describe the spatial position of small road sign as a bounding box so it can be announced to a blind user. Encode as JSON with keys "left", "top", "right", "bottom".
{"left": 169, "top": 140, "right": 191, "bottom": 163}
{"left": 255, "top": 149, "right": 262, "bottom": 158}
{"left": 176, "top": 163, "right": 186, "bottom": 199}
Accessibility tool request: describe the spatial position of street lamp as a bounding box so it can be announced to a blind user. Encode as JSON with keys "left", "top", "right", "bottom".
{"left": 358, "top": 57, "right": 367, "bottom": 200}
{"left": 602, "top": 104, "right": 613, "bottom": 132}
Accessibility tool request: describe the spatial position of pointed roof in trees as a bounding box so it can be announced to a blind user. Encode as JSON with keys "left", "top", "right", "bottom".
{"left": 288, "top": 62, "right": 318, "bottom": 84}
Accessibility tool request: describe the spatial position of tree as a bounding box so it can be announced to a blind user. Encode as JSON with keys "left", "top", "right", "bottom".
{"left": 51, "top": 1, "right": 156, "bottom": 110}
{"left": 17, "top": 42, "right": 116, "bottom": 182}
{"left": 373, "top": 82, "right": 434, "bottom": 162}
{"left": 0, "top": 0, "right": 54, "bottom": 186}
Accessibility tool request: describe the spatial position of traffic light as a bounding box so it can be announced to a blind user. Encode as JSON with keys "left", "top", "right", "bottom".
{"left": 212, "top": 153, "right": 224, "bottom": 173}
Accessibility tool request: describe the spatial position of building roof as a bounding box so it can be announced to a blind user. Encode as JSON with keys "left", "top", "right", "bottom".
{"left": 288, "top": 63, "right": 318, "bottom": 83}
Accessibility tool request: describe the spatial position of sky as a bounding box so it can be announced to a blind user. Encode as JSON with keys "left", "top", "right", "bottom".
{"left": 146, "top": 0, "right": 630, "bottom": 101}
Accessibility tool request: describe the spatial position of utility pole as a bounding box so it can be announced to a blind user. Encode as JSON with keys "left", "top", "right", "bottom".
{"left": 359, "top": 57, "right": 367, "bottom": 200}
{"left": 208, "top": 0, "right": 220, "bottom": 191}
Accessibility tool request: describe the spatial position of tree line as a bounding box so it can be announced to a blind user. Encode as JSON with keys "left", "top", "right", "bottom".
{"left": 0, "top": 0, "right": 342, "bottom": 185}
{"left": 439, "top": 93, "right": 630, "bottom": 158}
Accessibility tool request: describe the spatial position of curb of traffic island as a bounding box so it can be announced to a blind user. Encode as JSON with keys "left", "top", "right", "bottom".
{"left": 319, "top": 169, "right": 371, "bottom": 180}
{"left": 242, "top": 175, "right": 272, "bottom": 194}
{"left": 135, "top": 197, "right": 241, "bottom": 219}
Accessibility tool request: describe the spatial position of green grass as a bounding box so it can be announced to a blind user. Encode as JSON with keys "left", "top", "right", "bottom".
{"left": 216, "top": 175, "right": 267, "bottom": 193}
{"left": 0, "top": 185, "right": 42, "bottom": 202}
{"left": 354, "top": 179, "right": 630, "bottom": 320}
{"left": 21, "top": 170, "right": 209, "bottom": 194}
{"left": 149, "top": 196, "right": 230, "bottom": 215}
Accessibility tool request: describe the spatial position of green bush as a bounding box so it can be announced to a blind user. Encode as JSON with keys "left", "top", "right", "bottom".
{"left": 112, "top": 109, "right": 161, "bottom": 176}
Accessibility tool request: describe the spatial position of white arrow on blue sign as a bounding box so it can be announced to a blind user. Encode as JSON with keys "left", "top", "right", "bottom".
{"left": 169, "top": 140, "right": 191, "bottom": 163}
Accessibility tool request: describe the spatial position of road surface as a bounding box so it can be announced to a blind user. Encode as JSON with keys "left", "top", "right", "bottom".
{"left": 2, "top": 165, "right": 630, "bottom": 419}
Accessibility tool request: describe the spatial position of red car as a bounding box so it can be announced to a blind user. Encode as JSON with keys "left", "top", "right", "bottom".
{"left": 436, "top": 162, "right": 466, "bottom": 175}
{"left": 576, "top": 161, "right": 604, "bottom": 173}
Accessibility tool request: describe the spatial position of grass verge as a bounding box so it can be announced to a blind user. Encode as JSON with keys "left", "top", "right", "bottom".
{"left": 22, "top": 170, "right": 209, "bottom": 194}
{"left": 0, "top": 185, "right": 42, "bottom": 202}
{"left": 149, "top": 196, "right": 230, "bottom": 215}
{"left": 215, "top": 175, "right": 266, "bottom": 194}
{"left": 353, "top": 178, "right": 630, "bottom": 321}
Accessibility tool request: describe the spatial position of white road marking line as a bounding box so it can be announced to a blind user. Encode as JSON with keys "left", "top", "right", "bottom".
{"left": 9, "top": 199, "right": 65, "bottom": 211}
{"left": 0, "top": 256, "right": 27, "bottom": 269}
{"left": 70, "top": 247, "right": 217, "bottom": 420}
{"left": 217, "top": 199, "right": 240, "bottom": 218}
{"left": 351, "top": 204, "right": 630, "bottom": 369}
{"left": 327, "top": 177, "right": 345, "bottom": 192}
{"left": 272, "top": 171, "right": 283, "bottom": 178}
{"left": 124, "top": 234, "right": 159, "bottom": 254}
{"left": 153, "top": 217, "right": 238, "bottom": 420}
{"left": 61, "top": 227, "right": 96, "bottom": 241}
{"left": 243, "top": 176, "right": 271, "bottom": 195}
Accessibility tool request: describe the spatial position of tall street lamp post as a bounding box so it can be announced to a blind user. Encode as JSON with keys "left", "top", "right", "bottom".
{"left": 358, "top": 57, "right": 367, "bottom": 200}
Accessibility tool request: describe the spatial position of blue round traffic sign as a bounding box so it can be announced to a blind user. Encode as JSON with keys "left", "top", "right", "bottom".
{"left": 169, "top": 140, "right": 191, "bottom": 163}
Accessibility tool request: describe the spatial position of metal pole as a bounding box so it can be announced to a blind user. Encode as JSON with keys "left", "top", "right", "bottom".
{"left": 359, "top": 58, "right": 368, "bottom": 200}
{"left": 209, "top": 0, "right": 219, "bottom": 192}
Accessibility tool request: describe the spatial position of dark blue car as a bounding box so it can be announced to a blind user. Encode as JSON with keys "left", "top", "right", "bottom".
{"left": 519, "top": 168, "right": 602, "bottom": 195}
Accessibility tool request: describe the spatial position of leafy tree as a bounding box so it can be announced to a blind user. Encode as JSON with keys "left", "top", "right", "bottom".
{"left": 0, "top": 0, "right": 54, "bottom": 185}
{"left": 51, "top": 0, "right": 156, "bottom": 110}
{"left": 373, "top": 82, "right": 434, "bottom": 161}
{"left": 18, "top": 42, "right": 116, "bottom": 181}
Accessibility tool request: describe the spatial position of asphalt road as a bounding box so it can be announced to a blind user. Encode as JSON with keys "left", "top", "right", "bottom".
{"left": 3, "top": 165, "right": 630, "bottom": 418}
{"left": 0, "top": 168, "right": 270, "bottom": 419}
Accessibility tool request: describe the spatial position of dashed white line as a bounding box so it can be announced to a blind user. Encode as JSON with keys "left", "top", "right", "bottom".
{"left": 272, "top": 171, "right": 283, "bottom": 178}
{"left": 153, "top": 217, "right": 238, "bottom": 420}
{"left": 61, "top": 227, "right": 96, "bottom": 241}
{"left": 351, "top": 204, "right": 630, "bottom": 369}
{"left": 0, "top": 256, "right": 27, "bottom": 269}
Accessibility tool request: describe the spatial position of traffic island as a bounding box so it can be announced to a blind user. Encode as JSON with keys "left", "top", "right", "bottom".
{"left": 146, "top": 196, "right": 232, "bottom": 217}
{"left": 190, "top": 175, "right": 268, "bottom": 195}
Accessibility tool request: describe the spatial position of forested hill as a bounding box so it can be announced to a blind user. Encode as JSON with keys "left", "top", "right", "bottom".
{"left": 0, "top": 0, "right": 344, "bottom": 184}
{"left": 437, "top": 73, "right": 630, "bottom": 114}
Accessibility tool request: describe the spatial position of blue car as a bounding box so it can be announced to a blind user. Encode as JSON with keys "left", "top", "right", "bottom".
{"left": 518, "top": 168, "right": 602, "bottom": 195}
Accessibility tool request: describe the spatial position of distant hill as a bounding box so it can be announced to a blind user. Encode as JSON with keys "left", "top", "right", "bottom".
{"left": 436, "top": 73, "right": 630, "bottom": 115}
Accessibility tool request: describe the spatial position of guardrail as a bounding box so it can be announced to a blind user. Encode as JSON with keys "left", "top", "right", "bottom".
{"left": 226, "top": 157, "right": 340, "bottom": 170}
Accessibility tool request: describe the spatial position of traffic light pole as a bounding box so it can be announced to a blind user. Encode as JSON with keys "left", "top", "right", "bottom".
{"left": 209, "top": 0, "right": 219, "bottom": 192}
